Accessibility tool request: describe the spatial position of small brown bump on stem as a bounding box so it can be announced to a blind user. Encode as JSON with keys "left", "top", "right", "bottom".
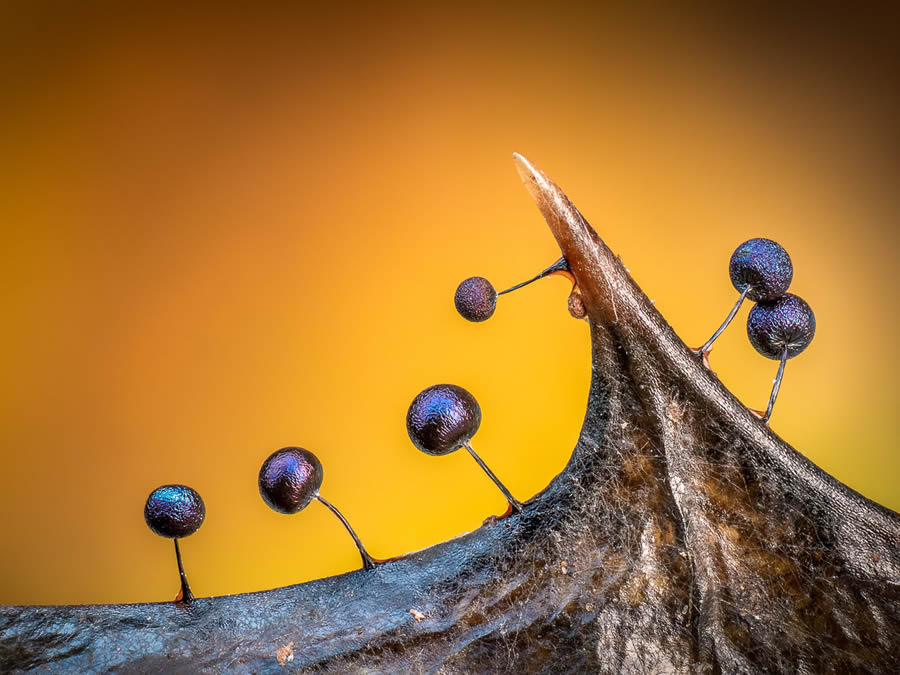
{"left": 568, "top": 291, "right": 586, "bottom": 319}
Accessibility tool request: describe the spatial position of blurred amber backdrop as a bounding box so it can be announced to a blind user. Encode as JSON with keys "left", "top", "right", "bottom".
{"left": 1, "top": 3, "right": 898, "bottom": 604}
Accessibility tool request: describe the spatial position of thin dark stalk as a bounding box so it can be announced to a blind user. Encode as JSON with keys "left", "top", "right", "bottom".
{"left": 173, "top": 538, "right": 194, "bottom": 604}
{"left": 463, "top": 441, "right": 523, "bottom": 512}
{"left": 316, "top": 495, "right": 377, "bottom": 570}
{"left": 762, "top": 347, "right": 789, "bottom": 423}
{"left": 498, "top": 257, "right": 569, "bottom": 295}
{"left": 696, "top": 286, "right": 751, "bottom": 356}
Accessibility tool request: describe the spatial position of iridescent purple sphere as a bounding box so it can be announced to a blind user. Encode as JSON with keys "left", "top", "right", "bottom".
{"left": 407, "top": 384, "right": 481, "bottom": 456}
{"left": 454, "top": 277, "right": 497, "bottom": 322}
{"left": 259, "top": 447, "right": 323, "bottom": 514}
{"left": 729, "top": 238, "right": 793, "bottom": 302}
{"left": 144, "top": 484, "right": 206, "bottom": 539}
{"left": 747, "top": 293, "right": 816, "bottom": 360}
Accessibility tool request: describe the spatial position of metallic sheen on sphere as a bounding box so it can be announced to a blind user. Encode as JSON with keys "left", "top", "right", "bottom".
{"left": 407, "top": 384, "right": 481, "bottom": 456}
{"left": 258, "top": 447, "right": 323, "bottom": 514}
{"left": 729, "top": 238, "right": 793, "bottom": 302}
{"left": 747, "top": 293, "right": 816, "bottom": 360}
{"left": 144, "top": 484, "right": 206, "bottom": 539}
{"left": 454, "top": 277, "right": 497, "bottom": 322}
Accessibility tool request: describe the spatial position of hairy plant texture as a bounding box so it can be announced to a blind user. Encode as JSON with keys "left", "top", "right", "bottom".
{"left": 1, "top": 155, "right": 898, "bottom": 674}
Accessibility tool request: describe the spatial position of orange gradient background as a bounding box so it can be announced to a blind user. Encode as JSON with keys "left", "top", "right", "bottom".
{"left": 1, "top": 4, "right": 898, "bottom": 605}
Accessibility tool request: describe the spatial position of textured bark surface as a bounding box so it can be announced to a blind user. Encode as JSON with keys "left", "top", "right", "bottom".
{"left": 1, "top": 155, "right": 898, "bottom": 673}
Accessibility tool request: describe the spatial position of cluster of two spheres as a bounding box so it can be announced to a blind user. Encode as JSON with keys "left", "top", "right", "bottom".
{"left": 699, "top": 238, "right": 816, "bottom": 421}
{"left": 701, "top": 238, "right": 814, "bottom": 358}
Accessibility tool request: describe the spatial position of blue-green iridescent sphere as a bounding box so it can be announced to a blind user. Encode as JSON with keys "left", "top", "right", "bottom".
{"left": 144, "top": 484, "right": 206, "bottom": 539}
{"left": 747, "top": 293, "right": 816, "bottom": 360}
{"left": 455, "top": 277, "right": 497, "bottom": 322}
{"left": 258, "top": 447, "right": 324, "bottom": 514}
{"left": 407, "top": 384, "right": 481, "bottom": 456}
{"left": 729, "top": 238, "right": 793, "bottom": 302}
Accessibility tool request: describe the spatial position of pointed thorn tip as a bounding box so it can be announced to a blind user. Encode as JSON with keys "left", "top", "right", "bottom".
{"left": 512, "top": 152, "right": 536, "bottom": 181}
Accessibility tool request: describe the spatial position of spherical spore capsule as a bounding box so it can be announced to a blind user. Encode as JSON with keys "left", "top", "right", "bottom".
{"left": 406, "top": 384, "right": 481, "bottom": 456}
{"left": 259, "top": 447, "right": 324, "bottom": 514}
{"left": 729, "top": 238, "right": 793, "bottom": 302}
{"left": 747, "top": 293, "right": 816, "bottom": 360}
{"left": 144, "top": 484, "right": 206, "bottom": 539}
{"left": 454, "top": 277, "right": 497, "bottom": 322}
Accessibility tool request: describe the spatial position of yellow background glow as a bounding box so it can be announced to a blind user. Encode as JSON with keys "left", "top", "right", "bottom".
{"left": 1, "top": 4, "right": 897, "bottom": 604}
